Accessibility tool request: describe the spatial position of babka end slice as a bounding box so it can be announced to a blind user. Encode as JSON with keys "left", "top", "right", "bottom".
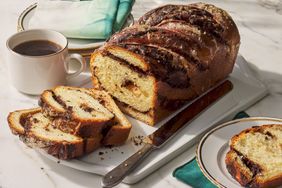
{"left": 226, "top": 124, "right": 282, "bottom": 188}
{"left": 7, "top": 108, "right": 99, "bottom": 159}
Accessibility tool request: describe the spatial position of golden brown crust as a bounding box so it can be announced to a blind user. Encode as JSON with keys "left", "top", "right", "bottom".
{"left": 8, "top": 108, "right": 41, "bottom": 135}
{"left": 225, "top": 150, "right": 253, "bottom": 186}
{"left": 84, "top": 136, "right": 102, "bottom": 154}
{"left": 102, "top": 125, "right": 131, "bottom": 145}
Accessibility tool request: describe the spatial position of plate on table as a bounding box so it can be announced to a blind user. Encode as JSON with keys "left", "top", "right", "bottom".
{"left": 17, "top": 3, "right": 134, "bottom": 56}
{"left": 37, "top": 55, "right": 268, "bottom": 184}
{"left": 196, "top": 117, "right": 282, "bottom": 188}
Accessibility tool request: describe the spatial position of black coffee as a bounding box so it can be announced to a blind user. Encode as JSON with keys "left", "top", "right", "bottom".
{"left": 13, "top": 40, "right": 62, "bottom": 56}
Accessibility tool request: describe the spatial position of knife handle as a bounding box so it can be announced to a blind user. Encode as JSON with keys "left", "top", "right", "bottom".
{"left": 102, "top": 143, "right": 155, "bottom": 187}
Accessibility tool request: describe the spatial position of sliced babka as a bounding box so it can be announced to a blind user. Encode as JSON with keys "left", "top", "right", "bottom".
{"left": 226, "top": 124, "right": 282, "bottom": 187}
{"left": 7, "top": 108, "right": 99, "bottom": 159}
{"left": 39, "top": 86, "right": 132, "bottom": 146}
{"left": 90, "top": 3, "right": 240, "bottom": 125}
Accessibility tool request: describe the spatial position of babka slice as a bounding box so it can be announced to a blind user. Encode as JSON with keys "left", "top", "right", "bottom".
{"left": 226, "top": 124, "right": 282, "bottom": 188}
{"left": 39, "top": 86, "right": 132, "bottom": 145}
{"left": 7, "top": 108, "right": 100, "bottom": 159}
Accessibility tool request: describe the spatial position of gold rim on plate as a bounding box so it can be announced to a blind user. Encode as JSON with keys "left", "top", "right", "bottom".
{"left": 196, "top": 117, "right": 282, "bottom": 188}
{"left": 17, "top": 3, "right": 36, "bottom": 32}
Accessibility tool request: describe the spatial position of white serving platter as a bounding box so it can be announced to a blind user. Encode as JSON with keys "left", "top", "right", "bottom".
{"left": 39, "top": 55, "right": 268, "bottom": 184}
{"left": 18, "top": 3, "right": 134, "bottom": 52}
{"left": 197, "top": 117, "right": 282, "bottom": 188}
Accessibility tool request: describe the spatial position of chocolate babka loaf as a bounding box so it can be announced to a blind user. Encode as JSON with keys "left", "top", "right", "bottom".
{"left": 90, "top": 3, "right": 240, "bottom": 125}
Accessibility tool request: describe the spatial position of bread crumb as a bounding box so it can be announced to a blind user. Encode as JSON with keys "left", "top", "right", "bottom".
{"left": 131, "top": 135, "right": 145, "bottom": 146}
{"left": 98, "top": 152, "right": 104, "bottom": 155}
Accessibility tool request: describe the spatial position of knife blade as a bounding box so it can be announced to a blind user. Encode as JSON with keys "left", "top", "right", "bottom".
{"left": 102, "top": 80, "right": 233, "bottom": 187}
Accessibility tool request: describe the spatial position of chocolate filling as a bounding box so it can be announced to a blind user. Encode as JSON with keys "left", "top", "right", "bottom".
{"left": 119, "top": 44, "right": 191, "bottom": 88}
{"left": 138, "top": 5, "right": 225, "bottom": 43}
{"left": 41, "top": 90, "right": 73, "bottom": 120}
{"left": 102, "top": 51, "right": 147, "bottom": 78}
{"left": 233, "top": 149, "right": 262, "bottom": 179}
{"left": 50, "top": 90, "right": 68, "bottom": 109}
{"left": 21, "top": 114, "right": 33, "bottom": 132}
{"left": 80, "top": 103, "right": 95, "bottom": 113}
{"left": 51, "top": 118, "right": 78, "bottom": 135}
{"left": 19, "top": 114, "right": 28, "bottom": 130}
{"left": 109, "top": 27, "right": 208, "bottom": 71}
{"left": 101, "top": 120, "right": 119, "bottom": 145}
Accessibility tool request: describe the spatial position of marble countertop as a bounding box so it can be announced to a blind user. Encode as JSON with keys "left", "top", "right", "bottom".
{"left": 1, "top": 0, "right": 282, "bottom": 187}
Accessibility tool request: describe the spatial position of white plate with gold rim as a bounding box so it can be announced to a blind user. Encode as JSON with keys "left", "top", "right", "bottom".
{"left": 196, "top": 117, "right": 282, "bottom": 188}
{"left": 17, "top": 3, "right": 134, "bottom": 54}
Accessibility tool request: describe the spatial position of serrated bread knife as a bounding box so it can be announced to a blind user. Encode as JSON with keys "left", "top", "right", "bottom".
{"left": 102, "top": 80, "right": 233, "bottom": 187}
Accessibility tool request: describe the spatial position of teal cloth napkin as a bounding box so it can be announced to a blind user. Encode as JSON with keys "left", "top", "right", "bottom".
{"left": 113, "top": 0, "right": 134, "bottom": 32}
{"left": 173, "top": 111, "right": 250, "bottom": 188}
{"left": 28, "top": 0, "right": 134, "bottom": 39}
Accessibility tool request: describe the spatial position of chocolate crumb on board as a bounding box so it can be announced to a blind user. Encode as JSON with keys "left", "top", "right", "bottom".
{"left": 40, "top": 167, "right": 44, "bottom": 170}
{"left": 98, "top": 151, "right": 104, "bottom": 155}
{"left": 57, "top": 160, "right": 60, "bottom": 164}
{"left": 131, "top": 135, "right": 145, "bottom": 146}
{"left": 100, "top": 157, "right": 104, "bottom": 160}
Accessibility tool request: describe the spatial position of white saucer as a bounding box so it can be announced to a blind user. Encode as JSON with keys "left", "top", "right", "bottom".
{"left": 197, "top": 117, "right": 282, "bottom": 188}
{"left": 17, "top": 3, "right": 134, "bottom": 53}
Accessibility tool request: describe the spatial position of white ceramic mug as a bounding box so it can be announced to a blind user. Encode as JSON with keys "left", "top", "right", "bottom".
{"left": 6, "top": 29, "right": 86, "bottom": 95}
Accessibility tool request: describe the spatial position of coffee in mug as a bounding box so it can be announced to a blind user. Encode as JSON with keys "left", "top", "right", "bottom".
{"left": 13, "top": 40, "right": 62, "bottom": 56}
{"left": 6, "top": 29, "right": 86, "bottom": 95}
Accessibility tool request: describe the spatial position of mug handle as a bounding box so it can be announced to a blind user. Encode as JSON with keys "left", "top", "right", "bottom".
{"left": 65, "top": 53, "right": 86, "bottom": 80}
